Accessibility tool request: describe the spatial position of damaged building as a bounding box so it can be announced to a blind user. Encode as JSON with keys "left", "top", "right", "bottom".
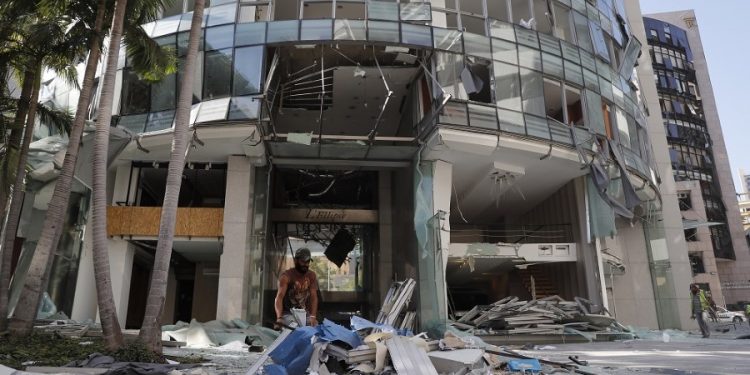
{"left": 640, "top": 11, "right": 750, "bottom": 306}
{"left": 5, "top": 0, "right": 699, "bottom": 332}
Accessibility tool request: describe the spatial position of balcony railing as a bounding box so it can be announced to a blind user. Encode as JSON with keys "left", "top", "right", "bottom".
{"left": 107, "top": 206, "right": 224, "bottom": 237}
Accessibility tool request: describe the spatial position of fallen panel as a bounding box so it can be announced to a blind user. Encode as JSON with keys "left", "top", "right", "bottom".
{"left": 427, "top": 349, "right": 485, "bottom": 373}
{"left": 385, "top": 336, "right": 439, "bottom": 375}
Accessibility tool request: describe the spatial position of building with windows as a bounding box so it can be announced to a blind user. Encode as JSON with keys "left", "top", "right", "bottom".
{"left": 7, "top": 0, "right": 699, "bottom": 331}
{"left": 642, "top": 10, "right": 750, "bottom": 305}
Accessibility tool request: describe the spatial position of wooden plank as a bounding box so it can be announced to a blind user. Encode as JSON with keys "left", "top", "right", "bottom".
{"left": 107, "top": 207, "right": 223, "bottom": 237}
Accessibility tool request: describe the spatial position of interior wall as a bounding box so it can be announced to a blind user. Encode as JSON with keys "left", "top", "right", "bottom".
{"left": 192, "top": 262, "right": 219, "bottom": 322}
{"left": 161, "top": 269, "right": 177, "bottom": 325}
{"left": 391, "top": 166, "right": 418, "bottom": 282}
{"left": 509, "top": 180, "right": 583, "bottom": 298}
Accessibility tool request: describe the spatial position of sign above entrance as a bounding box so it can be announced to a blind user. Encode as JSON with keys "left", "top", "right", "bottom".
{"left": 271, "top": 208, "right": 379, "bottom": 223}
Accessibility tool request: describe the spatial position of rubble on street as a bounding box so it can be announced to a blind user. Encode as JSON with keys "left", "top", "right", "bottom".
{"left": 246, "top": 279, "right": 635, "bottom": 375}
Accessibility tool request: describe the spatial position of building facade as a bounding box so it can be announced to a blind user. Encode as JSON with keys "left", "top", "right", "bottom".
{"left": 642, "top": 10, "right": 750, "bottom": 306}
{"left": 7, "top": 0, "right": 699, "bottom": 331}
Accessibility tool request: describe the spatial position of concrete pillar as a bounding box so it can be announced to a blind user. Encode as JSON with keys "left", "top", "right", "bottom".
{"left": 378, "top": 171, "right": 393, "bottom": 304}
{"left": 216, "top": 155, "right": 254, "bottom": 320}
{"left": 627, "top": 2, "right": 695, "bottom": 330}
{"left": 416, "top": 160, "right": 452, "bottom": 331}
{"left": 71, "top": 211, "right": 97, "bottom": 322}
{"left": 108, "top": 239, "right": 134, "bottom": 327}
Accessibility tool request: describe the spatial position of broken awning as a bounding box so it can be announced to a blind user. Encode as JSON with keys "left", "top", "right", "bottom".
{"left": 682, "top": 219, "right": 724, "bottom": 230}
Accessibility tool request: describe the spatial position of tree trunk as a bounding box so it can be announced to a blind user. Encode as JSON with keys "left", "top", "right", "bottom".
{"left": 0, "top": 67, "right": 37, "bottom": 332}
{"left": 8, "top": 0, "right": 107, "bottom": 336}
{"left": 138, "top": 0, "right": 205, "bottom": 353}
{"left": 91, "top": 0, "right": 128, "bottom": 350}
{"left": 0, "top": 66, "right": 35, "bottom": 226}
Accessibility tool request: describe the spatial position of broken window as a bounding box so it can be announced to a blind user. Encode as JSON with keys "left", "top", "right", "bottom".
{"left": 510, "top": 0, "right": 531, "bottom": 26}
{"left": 572, "top": 11, "right": 592, "bottom": 52}
{"left": 678, "top": 191, "right": 692, "bottom": 210}
{"left": 543, "top": 78, "right": 563, "bottom": 123}
{"left": 273, "top": 0, "right": 301, "bottom": 20}
{"left": 239, "top": 2, "right": 271, "bottom": 22}
{"left": 552, "top": 3, "right": 573, "bottom": 43}
{"left": 615, "top": 107, "right": 629, "bottom": 145}
{"left": 565, "top": 85, "right": 583, "bottom": 126}
{"left": 121, "top": 70, "right": 150, "bottom": 115}
{"left": 302, "top": 1, "right": 333, "bottom": 19}
{"left": 487, "top": 0, "right": 510, "bottom": 22}
{"left": 336, "top": 0, "right": 366, "bottom": 19}
{"left": 533, "top": 0, "right": 552, "bottom": 35}
{"left": 602, "top": 101, "right": 613, "bottom": 140}
{"left": 466, "top": 57, "right": 492, "bottom": 103}
{"left": 689, "top": 253, "right": 704, "bottom": 274}
{"left": 436, "top": 52, "right": 468, "bottom": 100}
{"left": 589, "top": 21, "right": 610, "bottom": 64}
{"left": 584, "top": 89, "right": 605, "bottom": 134}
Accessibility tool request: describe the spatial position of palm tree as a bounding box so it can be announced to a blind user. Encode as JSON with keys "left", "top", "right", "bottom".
{"left": 0, "top": 0, "right": 96, "bottom": 332}
{"left": 138, "top": 0, "right": 205, "bottom": 353}
{"left": 89, "top": 0, "right": 129, "bottom": 350}
{"left": 7, "top": 0, "right": 175, "bottom": 336}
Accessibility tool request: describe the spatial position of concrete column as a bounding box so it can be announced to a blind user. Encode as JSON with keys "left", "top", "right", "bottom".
{"left": 71, "top": 211, "right": 97, "bottom": 322}
{"left": 416, "top": 160, "right": 452, "bottom": 331}
{"left": 108, "top": 239, "right": 134, "bottom": 327}
{"left": 377, "top": 171, "right": 393, "bottom": 304}
{"left": 216, "top": 155, "right": 254, "bottom": 320}
{"left": 627, "top": 2, "right": 694, "bottom": 330}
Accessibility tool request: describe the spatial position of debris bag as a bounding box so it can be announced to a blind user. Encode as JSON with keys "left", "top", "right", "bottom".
{"left": 324, "top": 229, "right": 356, "bottom": 268}
{"left": 36, "top": 292, "right": 57, "bottom": 320}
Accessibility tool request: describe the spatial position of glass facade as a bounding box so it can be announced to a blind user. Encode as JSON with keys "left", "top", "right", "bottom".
{"left": 644, "top": 17, "right": 734, "bottom": 260}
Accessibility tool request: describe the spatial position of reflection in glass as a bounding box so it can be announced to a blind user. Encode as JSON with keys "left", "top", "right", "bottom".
{"left": 433, "top": 28, "right": 462, "bottom": 52}
{"left": 518, "top": 45, "right": 542, "bottom": 71}
{"left": 542, "top": 53, "right": 564, "bottom": 78}
{"left": 468, "top": 104, "right": 497, "bottom": 130}
{"left": 151, "top": 73, "right": 176, "bottom": 111}
{"left": 401, "top": 23, "right": 432, "bottom": 47}
{"left": 121, "top": 70, "right": 150, "bottom": 114}
{"left": 301, "top": 19, "right": 333, "bottom": 40}
{"left": 520, "top": 68, "right": 545, "bottom": 117}
{"left": 205, "top": 25, "right": 234, "bottom": 50}
{"left": 334, "top": 20, "right": 366, "bottom": 40}
{"left": 117, "top": 114, "right": 148, "bottom": 133}
{"left": 233, "top": 46, "right": 264, "bottom": 96}
{"left": 489, "top": 20, "right": 515, "bottom": 41}
{"left": 235, "top": 22, "right": 266, "bottom": 46}
{"left": 463, "top": 33, "right": 492, "bottom": 60}
{"left": 491, "top": 38, "right": 517, "bottom": 64}
{"left": 145, "top": 110, "right": 175, "bottom": 133}
{"left": 493, "top": 61, "right": 521, "bottom": 111}
{"left": 207, "top": 4, "right": 237, "bottom": 27}
{"left": 267, "top": 20, "right": 299, "bottom": 43}
{"left": 368, "top": 21, "right": 399, "bottom": 43}
{"left": 204, "top": 49, "right": 233, "bottom": 100}
{"left": 368, "top": 0, "right": 399, "bottom": 21}
{"left": 440, "top": 101, "right": 468, "bottom": 126}
{"left": 229, "top": 96, "right": 260, "bottom": 120}
{"left": 400, "top": 3, "right": 431, "bottom": 21}
{"left": 498, "top": 108, "right": 525, "bottom": 134}
{"left": 525, "top": 114, "right": 550, "bottom": 140}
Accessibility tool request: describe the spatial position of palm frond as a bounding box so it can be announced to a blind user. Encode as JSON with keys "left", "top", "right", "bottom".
{"left": 123, "top": 23, "right": 177, "bottom": 82}
{"left": 36, "top": 102, "right": 74, "bottom": 135}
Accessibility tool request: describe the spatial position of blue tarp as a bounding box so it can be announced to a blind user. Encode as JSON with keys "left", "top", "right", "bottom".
{"left": 317, "top": 319, "right": 362, "bottom": 349}
{"left": 267, "top": 327, "right": 317, "bottom": 375}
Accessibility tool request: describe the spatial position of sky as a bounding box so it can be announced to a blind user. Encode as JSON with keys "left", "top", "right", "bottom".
{"left": 639, "top": 0, "right": 750, "bottom": 194}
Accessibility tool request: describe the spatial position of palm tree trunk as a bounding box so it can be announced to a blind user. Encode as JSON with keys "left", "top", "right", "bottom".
{"left": 90, "top": 0, "right": 128, "bottom": 350}
{"left": 8, "top": 0, "right": 107, "bottom": 336}
{"left": 0, "top": 66, "right": 35, "bottom": 225}
{"left": 0, "top": 67, "right": 38, "bottom": 332}
{"left": 138, "top": 0, "right": 205, "bottom": 352}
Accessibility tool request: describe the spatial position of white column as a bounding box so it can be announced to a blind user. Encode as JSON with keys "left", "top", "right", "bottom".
{"left": 108, "top": 239, "right": 134, "bottom": 327}
{"left": 71, "top": 212, "right": 97, "bottom": 322}
{"left": 216, "top": 155, "right": 254, "bottom": 320}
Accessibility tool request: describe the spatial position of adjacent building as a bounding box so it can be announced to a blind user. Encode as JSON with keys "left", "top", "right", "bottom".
{"left": 641, "top": 10, "right": 750, "bottom": 306}
{"left": 8, "top": 0, "right": 700, "bottom": 331}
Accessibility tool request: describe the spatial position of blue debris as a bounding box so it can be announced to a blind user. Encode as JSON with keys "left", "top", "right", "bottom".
{"left": 507, "top": 359, "right": 542, "bottom": 373}
{"left": 267, "top": 327, "right": 317, "bottom": 375}
{"left": 317, "top": 319, "right": 363, "bottom": 349}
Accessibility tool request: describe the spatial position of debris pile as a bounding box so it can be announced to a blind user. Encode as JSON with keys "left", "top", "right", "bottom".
{"left": 451, "top": 296, "right": 633, "bottom": 341}
{"left": 247, "top": 280, "right": 632, "bottom": 374}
